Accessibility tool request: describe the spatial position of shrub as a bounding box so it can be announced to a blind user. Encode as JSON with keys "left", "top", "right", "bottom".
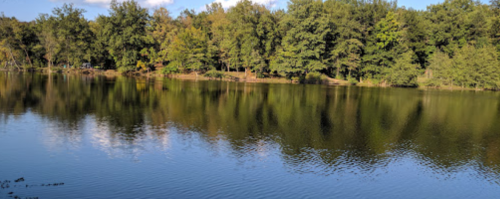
{"left": 348, "top": 77, "right": 358, "bottom": 85}
{"left": 117, "top": 66, "right": 135, "bottom": 73}
{"left": 291, "top": 76, "right": 301, "bottom": 83}
{"left": 204, "top": 70, "right": 225, "bottom": 79}
{"left": 159, "top": 65, "right": 179, "bottom": 75}
{"left": 384, "top": 52, "right": 420, "bottom": 87}
{"left": 305, "top": 72, "right": 322, "bottom": 84}
{"left": 423, "top": 78, "right": 442, "bottom": 87}
{"left": 136, "top": 60, "right": 147, "bottom": 71}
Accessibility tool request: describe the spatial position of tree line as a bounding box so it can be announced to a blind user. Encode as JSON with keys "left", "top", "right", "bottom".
{"left": 3, "top": 0, "right": 500, "bottom": 88}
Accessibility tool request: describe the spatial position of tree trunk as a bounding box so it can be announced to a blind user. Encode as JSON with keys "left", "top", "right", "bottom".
{"left": 48, "top": 56, "right": 52, "bottom": 73}
{"left": 67, "top": 41, "right": 70, "bottom": 68}
{"left": 336, "top": 59, "right": 340, "bottom": 78}
{"left": 245, "top": 67, "right": 248, "bottom": 78}
{"left": 8, "top": 46, "right": 20, "bottom": 70}
{"left": 22, "top": 48, "right": 33, "bottom": 69}
{"left": 336, "top": 67, "right": 340, "bottom": 79}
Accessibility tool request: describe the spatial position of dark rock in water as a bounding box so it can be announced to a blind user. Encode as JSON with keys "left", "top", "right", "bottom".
{"left": 14, "top": 178, "right": 24, "bottom": 183}
{"left": 8, "top": 192, "right": 13, "bottom": 194}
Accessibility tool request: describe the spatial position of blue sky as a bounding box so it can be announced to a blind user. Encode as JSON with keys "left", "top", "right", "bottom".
{"left": 0, "top": 0, "right": 491, "bottom": 21}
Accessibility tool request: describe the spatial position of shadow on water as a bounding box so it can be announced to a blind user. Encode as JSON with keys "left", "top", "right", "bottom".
{"left": 1, "top": 72, "right": 500, "bottom": 182}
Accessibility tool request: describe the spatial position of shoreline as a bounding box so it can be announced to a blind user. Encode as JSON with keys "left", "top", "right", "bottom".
{"left": 0, "top": 68, "right": 491, "bottom": 92}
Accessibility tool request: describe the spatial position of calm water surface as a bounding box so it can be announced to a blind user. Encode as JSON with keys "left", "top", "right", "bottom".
{"left": 1, "top": 72, "right": 500, "bottom": 198}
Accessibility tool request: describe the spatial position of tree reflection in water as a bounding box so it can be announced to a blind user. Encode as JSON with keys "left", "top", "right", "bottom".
{"left": 1, "top": 72, "right": 500, "bottom": 182}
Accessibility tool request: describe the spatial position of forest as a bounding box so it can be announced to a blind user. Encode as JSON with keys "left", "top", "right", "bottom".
{"left": 2, "top": 0, "right": 500, "bottom": 88}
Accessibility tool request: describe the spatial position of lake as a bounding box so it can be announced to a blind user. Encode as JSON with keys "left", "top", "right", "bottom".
{"left": 1, "top": 72, "right": 500, "bottom": 199}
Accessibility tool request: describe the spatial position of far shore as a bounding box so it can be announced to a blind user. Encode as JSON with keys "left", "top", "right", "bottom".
{"left": 0, "top": 68, "right": 492, "bottom": 92}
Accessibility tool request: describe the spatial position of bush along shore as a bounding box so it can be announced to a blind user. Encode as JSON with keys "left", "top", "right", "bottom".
{"left": 3, "top": 0, "right": 500, "bottom": 91}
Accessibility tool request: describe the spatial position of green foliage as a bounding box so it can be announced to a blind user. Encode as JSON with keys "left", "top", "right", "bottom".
{"left": 159, "top": 64, "right": 179, "bottom": 75}
{"left": 423, "top": 78, "right": 442, "bottom": 87}
{"left": 304, "top": 72, "right": 323, "bottom": 84}
{"left": 204, "top": 70, "right": 225, "bottom": 79}
{"left": 428, "top": 50, "right": 454, "bottom": 86}
{"left": 168, "top": 26, "right": 210, "bottom": 74}
{"left": 400, "top": 9, "right": 430, "bottom": 68}
{"left": 429, "top": 45, "right": 500, "bottom": 89}
{"left": 103, "top": 0, "right": 153, "bottom": 69}
{"left": 272, "top": 0, "right": 330, "bottom": 77}
{"left": 363, "top": 10, "right": 404, "bottom": 80}
{"left": 149, "top": 7, "right": 176, "bottom": 65}
{"left": 376, "top": 12, "right": 400, "bottom": 50}
{"left": 348, "top": 77, "right": 359, "bottom": 85}
{"left": 117, "top": 66, "right": 135, "bottom": 73}
{"left": 136, "top": 60, "right": 147, "bottom": 71}
{"left": 384, "top": 52, "right": 420, "bottom": 87}
{"left": 52, "top": 4, "right": 93, "bottom": 67}
{"left": 325, "top": 0, "right": 363, "bottom": 78}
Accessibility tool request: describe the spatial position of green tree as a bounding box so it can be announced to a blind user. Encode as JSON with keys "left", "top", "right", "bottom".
{"left": 225, "top": 0, "right": 266, "bottom": 77}
{"left": 384, "top": 51, "right": 420, "bottom": 87}
{"left": 256, "top": 9, "right": 284, "bottom": 77}
{"left": 36, "top": 14, "right": 59, "bottom": 70}
{"left": 400, "top": 9, "right": 430, "bottom": 69}
{"left": 52, "top": 4, "right": 92, "bottom": 67}
{"left": 428, "top": 50, "right": 454, "bottom": 86}
{"left": 105, "top": 0, "right": 152, "bottom": 70}
{"left": 168, "top": 26, "right": 210, "bottom": 76}
{"left": 0, "top": 15, "right": 21, "bottom": 69}
{"left": 363, "top": 11, "right": 404, "bottom": 80}
{"left": 90, "top": 17, "right": 114, "bottom": 69}
{"left": 272, "top": 0, "right": 331, "bottom": 78}
{"left": 325, "top": 0, "right": 363, "bottom": 79}
{"left": 205, "top": 3, "right": 231, "bottom": 72}
{"left": 147, "top": 7, "right": 176, "bottom": 66}
{"left": 426, "top": 0, "right": 476, "bottom": 55}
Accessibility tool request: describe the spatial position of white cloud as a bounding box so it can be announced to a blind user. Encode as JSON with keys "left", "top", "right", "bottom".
{"left": 49, "top": 0, "right": 174, "bottom": 8}
{"left": 144, "top": 0, "right": 174, "bottom": 7}
{"left": 213, "top": 0, "right": 278, "bottom": 9}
